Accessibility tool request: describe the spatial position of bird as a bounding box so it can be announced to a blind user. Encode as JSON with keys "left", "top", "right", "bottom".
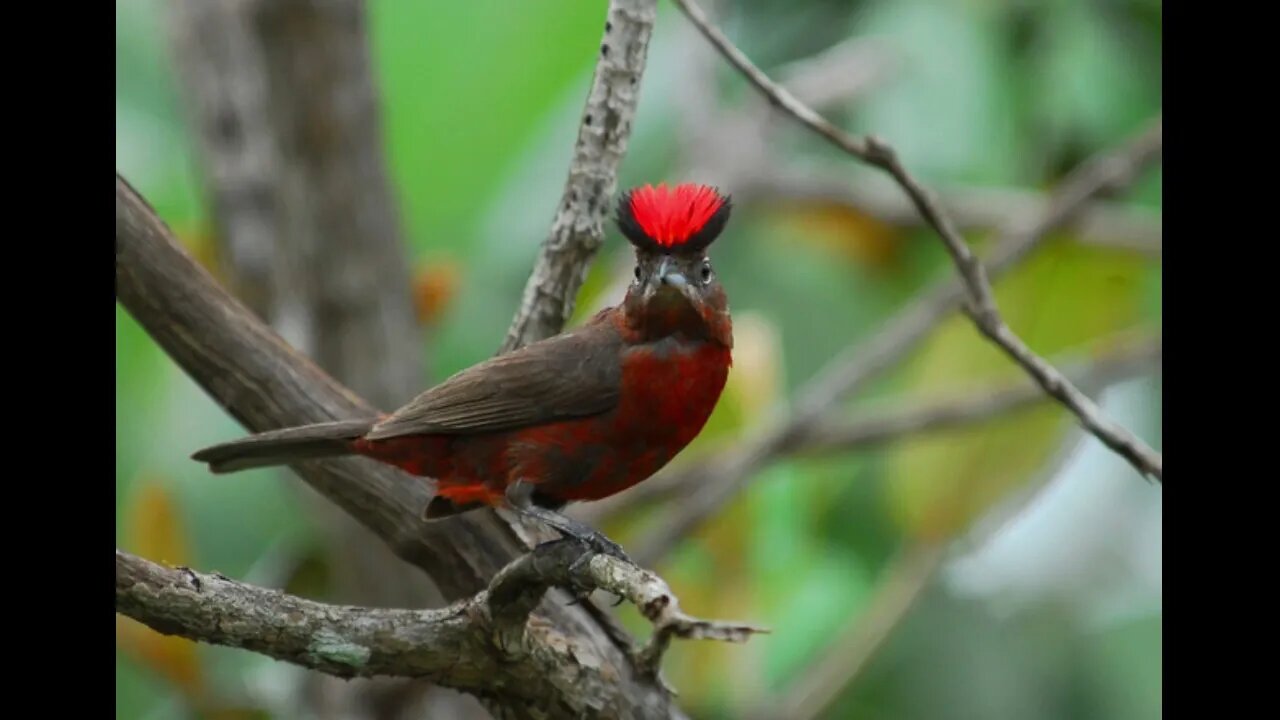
{"left": 192, "top": 182, "right": 734, "bottom": 563}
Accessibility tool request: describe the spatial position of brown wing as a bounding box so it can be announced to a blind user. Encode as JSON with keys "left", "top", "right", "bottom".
{"left": 364, "top": 320, "right": 624, "bottom": 440}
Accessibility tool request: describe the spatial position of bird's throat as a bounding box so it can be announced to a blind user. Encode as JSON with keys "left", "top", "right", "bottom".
{"left": 624, "top": 297, "right": 732, "bottom": 349}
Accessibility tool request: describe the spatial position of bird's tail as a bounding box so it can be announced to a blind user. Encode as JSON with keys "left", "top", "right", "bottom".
{"left": 191, "top": 419, "right": 376, "bottom": 474}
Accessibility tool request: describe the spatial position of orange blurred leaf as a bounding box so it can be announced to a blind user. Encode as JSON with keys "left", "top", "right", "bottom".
{"left": 117, "top": 615, "right": 205, "bottom": 699}
{"left": 777, "top": 201, "right": 902, "bottom": 270}
{"left": 412, "top": 259, "right": 460, "bottom": 326}
{"left": 130, "top": 480, "right": 192, "bottom": 567}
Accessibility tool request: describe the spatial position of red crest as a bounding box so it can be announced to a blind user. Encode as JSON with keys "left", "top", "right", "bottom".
{"left": 616, "top": 183, "right": 732, "bottom": 254}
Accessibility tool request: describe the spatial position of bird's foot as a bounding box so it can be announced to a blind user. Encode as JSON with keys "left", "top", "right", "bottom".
{"left": 568, "top": 529, "right": 633, "bottom": 568}
{"left": 522, "top": 507, "right": 633, "bottom": 566}
{"left": 505, "top": 484, "right": 635, "bottom": 566}
{"left": 505, "top": 489, "right": 632, "bottom": 606}
{"left": 555, "top": 527, "right": 630, "bottom": 608}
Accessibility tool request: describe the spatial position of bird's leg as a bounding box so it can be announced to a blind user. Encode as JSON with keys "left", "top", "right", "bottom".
{"left": 504, "top": 481, "right": 635, "bottom": 595}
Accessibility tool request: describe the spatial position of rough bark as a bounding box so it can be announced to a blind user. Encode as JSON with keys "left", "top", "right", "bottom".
{"left": 117, "top": 541, "right": 756, "bottom": 706}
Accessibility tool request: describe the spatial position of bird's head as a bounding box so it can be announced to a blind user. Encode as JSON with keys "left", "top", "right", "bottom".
{"left": 616, "top": 182, "right": 733, "bottom": 347}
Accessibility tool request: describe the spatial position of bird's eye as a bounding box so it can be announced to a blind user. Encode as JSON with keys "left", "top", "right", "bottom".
{"left": 700, "top": 261, "right": 713, "bottom": 283}
{"left": 633, "top": 265, "right": 642, "bottom": 282}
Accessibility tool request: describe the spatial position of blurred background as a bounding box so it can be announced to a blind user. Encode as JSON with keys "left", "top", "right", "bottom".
{"left": 116, "top": 0, "right": 1161, "bottom": 718}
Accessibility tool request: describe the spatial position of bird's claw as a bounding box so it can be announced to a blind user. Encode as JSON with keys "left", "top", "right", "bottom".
{"left": 562, "top": 533, "right": 632, "bottom": 608}
{"left": 564, "top": 532, "right": 632, "bottom": 573}
{"left": 580, "top": 531, "right": 633, "bottom": 567}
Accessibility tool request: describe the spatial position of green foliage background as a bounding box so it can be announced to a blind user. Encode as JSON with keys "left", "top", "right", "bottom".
{"left": 116, "top": 0, "right": 1161, "bottom": 717}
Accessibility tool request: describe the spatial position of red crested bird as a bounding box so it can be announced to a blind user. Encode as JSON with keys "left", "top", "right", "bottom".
{"left": 192, "top": 183, "right": 734, "bottom": 561}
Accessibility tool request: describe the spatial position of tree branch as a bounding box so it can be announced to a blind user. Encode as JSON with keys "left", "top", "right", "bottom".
{"left": 117, "top": 543, "right": 760, "bottom": 701}
{"left": 672, "top": 0, "right": 1162, "bottom": 482}
{"left": 117, "top": 549, "right": 484, "bottom": 682}
{"left": 625, "top": 117, "right": 1162, "bottom": 567}
{"left": 501, "top": 0, "right": 658, "bottom": 353}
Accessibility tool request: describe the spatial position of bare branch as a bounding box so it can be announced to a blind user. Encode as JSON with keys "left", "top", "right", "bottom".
{"left": 501, "top": 0, "right": 659, "bottom": 353}
{"left": 625, "top": 117, "right": 1162, "bottom": 566}
{"left": 118, "top": 540, "right": 760, "bottom": 705}
{"left": 579, "top": 334, "right": 1158, "bottom": 525}
{"left": 116, "top": 549, "right": 484, "bottom": 682}
{"left": 672, "top": 0, "right": 1162, "bottom": 482}
{"left": 116, "top": 174, "right": 700, "bottom": 718}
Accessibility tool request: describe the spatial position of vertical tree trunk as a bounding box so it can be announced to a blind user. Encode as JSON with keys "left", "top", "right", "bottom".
{"left": 168, "top": 1, "right": 484, "bottom": 717}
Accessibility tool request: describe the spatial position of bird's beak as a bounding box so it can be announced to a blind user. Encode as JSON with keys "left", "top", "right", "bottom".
{"left": 658, "top": 257, "right": 688, "bottom": 289}
{"left": 651, "top": 257, "right": 694, "bottom": 304}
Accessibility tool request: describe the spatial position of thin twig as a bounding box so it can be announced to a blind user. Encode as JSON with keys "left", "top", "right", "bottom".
{"left": 501, "top": 0, "right": 659, "bottom": 353}
{"left": 672, "top": 0, "right": 1162, "bottom": 481}
{"left": 625, "top": 117, "right": 1162, "bottom": 566}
